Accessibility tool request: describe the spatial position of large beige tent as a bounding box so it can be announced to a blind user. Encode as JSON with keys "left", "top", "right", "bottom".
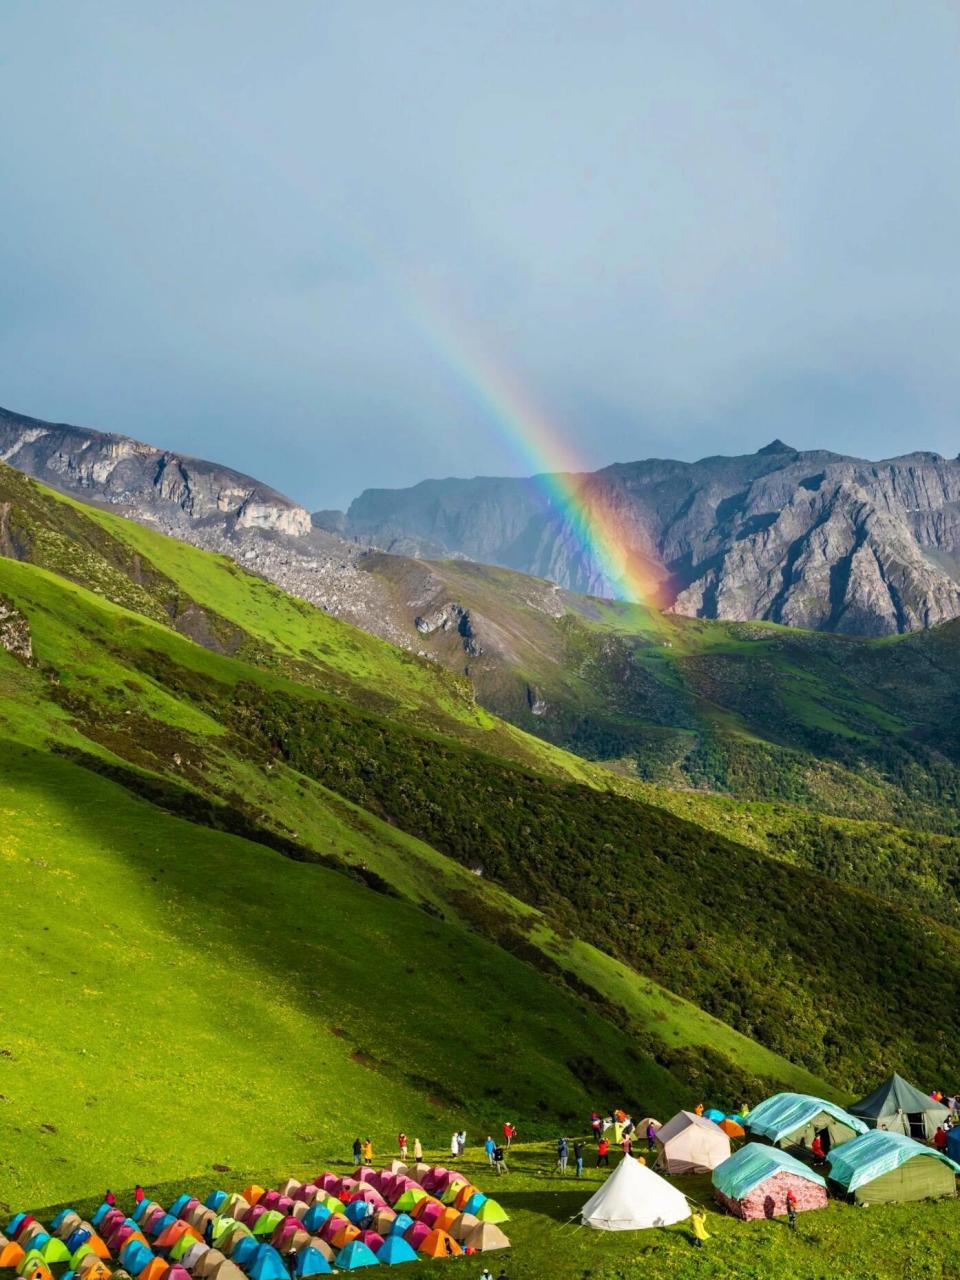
{"left": 579, "top": 1155, "right": 690, "bottom": 1230}
{"left": 655, "top": 1111, "right": 731, "bottom": 1174}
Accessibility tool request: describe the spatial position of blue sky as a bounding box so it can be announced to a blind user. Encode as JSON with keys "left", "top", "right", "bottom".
{"left": 2, "top": 1, "right": 959, "bottom": 508}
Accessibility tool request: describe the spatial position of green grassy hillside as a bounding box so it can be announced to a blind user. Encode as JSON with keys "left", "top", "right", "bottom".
{"left": 365, "top": 554, "right": 960, "bottom": 836}
{"left": 2, "top": 461, "right": 959, "bottom": 1219}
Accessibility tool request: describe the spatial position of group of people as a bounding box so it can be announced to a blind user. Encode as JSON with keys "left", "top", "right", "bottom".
{"left": 350, "top": 1137, "right": 376, "bottom": 1166}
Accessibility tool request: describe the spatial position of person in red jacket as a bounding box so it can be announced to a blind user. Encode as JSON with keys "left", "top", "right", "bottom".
{"left": 502, "top": 1122, "right": 515, "bottom": 1148}
{"left": 810, "top": 1134, "right": 826, "bottom": 1165}
{"left": 934, "top": 1126, "right": 948, "bottom": 1151}
{"left": 597, "top": 1137, "right": 610, "bottom": 1167}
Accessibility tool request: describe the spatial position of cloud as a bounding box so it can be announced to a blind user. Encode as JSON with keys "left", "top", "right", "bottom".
{"left": 1, "top": 0, "right": 958, "bottom": 508}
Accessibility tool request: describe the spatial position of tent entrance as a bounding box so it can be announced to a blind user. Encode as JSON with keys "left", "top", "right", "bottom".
{"left": 907, "top": 1113, "right": 926, "bottom": 1140}
{"left": 816, "top": 1127, "right": 832, "bottom": 1155}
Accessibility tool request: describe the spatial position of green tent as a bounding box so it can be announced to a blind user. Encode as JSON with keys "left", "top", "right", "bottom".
{"left": 37, "top": 1240, "right": 70, "bottom": 1266}
{"left": 849, "top": 1073, "right": 949, "bottom": 1140}
{"left": 746, "top": 1092, "right": 867, "bottom": 1153}
{"left": 828, "top": 1131, "right": 960, "bottom": 1204}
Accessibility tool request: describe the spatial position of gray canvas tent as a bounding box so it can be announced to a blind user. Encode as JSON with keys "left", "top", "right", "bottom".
{"left": 850, "top": 1073, "right": 948, "bottom": 1141}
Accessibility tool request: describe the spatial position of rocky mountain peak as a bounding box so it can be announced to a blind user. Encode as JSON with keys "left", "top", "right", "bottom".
{"left": 756, "top": 438, "right": 798, "bottom": 455}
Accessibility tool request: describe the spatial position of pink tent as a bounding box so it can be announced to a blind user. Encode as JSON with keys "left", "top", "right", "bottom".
{"left": 403, "top": 1222, "right": 430, "bottom": 1250}
{"left": 243, "top": 1206, "right": 266, "bottom": 1228}
{"left": 178, "top": 1200, "right": 201, "bottom": 1221}
{"left": 319, "top": 1216, "right": 348, "bottom": 1244}
{"left": 714, "top": 1170, "right": 827, "bottom": 1221}
{"left": 358, "top": 1232, "right": 384, "bottom": 1253}
{"left": 318, "top": 1175, "right": 340, "bottom": 1193}
{"left": 260, "top": 1192, "right": 281, "bottom": 1211}
{"left": 355, "top": 1169, "right": 378, "bottom": 1186}
{"left": 276, "top": 1198, "right": 294, "bottom": 1215}
{"left": 416, "top": 1203, "right": 444, "bottom": 1229}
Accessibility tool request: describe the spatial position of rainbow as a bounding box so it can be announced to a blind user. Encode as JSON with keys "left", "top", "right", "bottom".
{"left": 403, "top": 285, "right": 663, "bottom": 607}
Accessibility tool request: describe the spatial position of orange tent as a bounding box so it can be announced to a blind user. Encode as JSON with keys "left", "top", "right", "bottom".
{"left": 0, "top": 1244, "right": 25, "bottom": 1269}
{"left": 22, "top": 1264, "right": 53, "bottom": 1280}
{"left": 453, "top": 1186, "right": 479, "bottom": 1211}
{"left": 417, "top": 1229, "right": 461, "bottom": 1259}
{"left": 139, "top": 1259, "right": 171, "bottom": 1280}
{"left": 81, "top": 1263, "right": 112, "bottom": 1280}
{"left": 329, "top": 1225, "right": 359, "bottom": 1249}
{"left": 156, "top": 1223, "right": 199, "bottom": 1249}
{"left": 88, "top": 1236, "right": 111, "bottom": 1261}
{"left": 719, "top": 1118, "right": 746, "bottom": 1139}
{"left": 434, "top": 1208, "right": 459, "bottom": 1232}
{"left": 242, "top": 1186, "right": 265, "bottom": 1207}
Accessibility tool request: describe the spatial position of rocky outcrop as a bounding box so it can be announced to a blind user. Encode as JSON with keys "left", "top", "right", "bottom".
{"left": 0, "top": 595, "right": 32, "bottom": 664}
{"left": 0, "top": 405, "right": 311, "bottom": 537}
{"left": 341, "top": 444, "right": 960, "bottom": 635}
{"left": 414, "top": 602, "right": 483, "bottom": 656}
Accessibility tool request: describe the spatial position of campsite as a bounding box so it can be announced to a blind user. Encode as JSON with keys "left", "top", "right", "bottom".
{"left": 7, "top": 1126, "right": 960, "bottom": 1280}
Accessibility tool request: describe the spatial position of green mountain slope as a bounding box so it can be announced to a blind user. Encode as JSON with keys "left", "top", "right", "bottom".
{"left": 364, "top": 552, "right": 960, "bottom": 832}
{"left": 2, "top": 462, "right": 959, "bottom": 1209}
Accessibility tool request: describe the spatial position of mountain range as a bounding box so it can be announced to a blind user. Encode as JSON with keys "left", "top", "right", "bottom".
{"left": 331, "top": 438, "right": 960, "bottom": 636}
{"left": 5, "top": 403, "right": 960, "bottom": 1277}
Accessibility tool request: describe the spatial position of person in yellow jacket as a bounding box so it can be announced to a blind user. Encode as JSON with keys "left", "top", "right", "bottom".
{"left": 691, "top": 1209, "right": 710, "bottom": 1247}
{"left": 362, "top": 1138, "right": 374, "bottom": 1165}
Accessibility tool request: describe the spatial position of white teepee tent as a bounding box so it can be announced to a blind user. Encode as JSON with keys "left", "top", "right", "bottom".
{"left": 579, "top": 1156, "right": 691, "bottom": 1231}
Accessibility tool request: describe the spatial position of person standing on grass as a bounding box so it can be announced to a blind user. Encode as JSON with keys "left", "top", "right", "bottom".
{"left": 493, "top": 1143, "right": 508, "bottom": 1175}
{"left": 484, "top": 1135, "right": 496, "bottom": 1165}
{"left": 691, "top": 1209, "right": 710, "bottom": 1247}
{"left": 458, "top": 1130, "right": 467, "bottom": 1156}
{"left": 591, "top": 1111, "right": 602, "bottom": 1143}
{"left": 413, "top": 1137, "right": 423, "bottom": 1160}
{"left": 573, "top": 1140, "right": 584, "bottom": 1178}
{"left": 556, "top": 1137, "right": 568, "bottom": 1174}
{"left": 134, "top": 1186, "right": 144, "bottom": 1206}
{"left": 503, "top": 1121, "right": 515, "bottom": 1148}
{"left": 597, "top": 1137, "right": 610, "bottom": 1167}
{"left": 398, "top": 1132, "right": 408, "bottom": 1160}
{"left": 286, "top": 1246, "right": 297, "bottom": 1280}
{"left": 786, "top": 1189, "right": 798, "bottom": 1230}
{"left": 352, "top": 1137, "right": 363, "bottom": 1166}
{"left": 646, "top": 1121, "right": 657, "bottom": 1152}
{"left": 104, "top": 1190, "right": 116, "bottom": 1208}
{"left": 362, "top": 1137, "right": 374, "bottom": 1166}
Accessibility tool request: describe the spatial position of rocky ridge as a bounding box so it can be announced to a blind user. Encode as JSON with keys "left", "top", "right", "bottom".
{"left": 335, "top": 440, "right": 960, "bottom": 635}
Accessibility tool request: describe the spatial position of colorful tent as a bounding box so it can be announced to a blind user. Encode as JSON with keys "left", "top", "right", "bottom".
{"left": 849, "top": 1074, "right": 950, "bottom": 1141}
{"left": 473, "top": 1200, "right": 508, "bottom": 1225}
{"left": 300, "top": 1207, "right": 330, "bottom": 1234}
{"left": 333, "top": 1240, "right": 379, "bottom": 1270}
{"left": 448, "top": 1214, "right": 479, "bottom": 1243}
{"left": 387, "top": 1215, "right": 413, "bottom": 1239}
{"left": 194, "top": 1251, "right": 228, "bottom": 1278}
{"left": 293, "top": 1248, "right": 331, "bottom": 1277}
{"left": 719, "top": 1118, "right": 746, "bottom": 1139}
{"left": 138, "top": 1261, "right": 171, "bottom": 1280}
{"left": 746, "top": 1093, "right": 867, "bottom": 1152}
{"left": 119, "top": 1241, "right": 156, "bottom": 1275}
{"left": 248, "top": 1247, "right": 288, "bottom": 1280}
{"left": 181, "top": 1243, "right": 210, "bottom": 1271}
{"left": 655, "top": 1111, "right": 731, "bottom": 1175}
{"left": 375, "top": 1237, "right": 417, "bottom": 1266}
{"left": 229, "top": 1238, "right": 259, "bottom": 1268}
{"left": 712, "top": 1143, "right": 828, "bottom": 1220}
{"left": 462, "top": 1223, "right": 510, "bottom": 1253}
{"left": 579, "top": 1156, "right": 690, "bottom": 1231}
{"left": 416, "top": 1230, "right": 460, "bottom": 1259}
{"left": 204, "top": 1194, "right": 227, "bottom": 1214}
{"left": 828, "top": 1131, "right": 960, "bottom": 1203}
{"left": 0, "top": 1244, "right": 26, "bottom": 1270}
